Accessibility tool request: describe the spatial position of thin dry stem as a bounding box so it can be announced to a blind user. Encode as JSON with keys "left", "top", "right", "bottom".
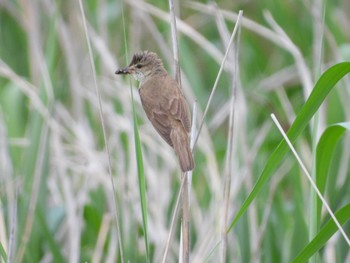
{"left": 259, "top": 65, "right": 298, "bottom": 91}
{"left": 92, "top": 214, "right": 111, "bottom": 263}
{"left": 188, "top": 2, "right": 314, "bottom": 98}
{"left": 188, "top": 101, "right": 197, "bottom": 192}
{"left": 162, "top": 176, "right": 187, "bottom": 263}
{"left": 220, "top": 10, "right": 242, "bottom": 263}
{"left": 192, "top": 11, "right": 243, "bottom": 151}
{"left": 126, "top": 0, "right": 228, "bottom": 67}
{"left": 168, "top": 0, "right": 181, "bottom": 86}
{"left": 78, "top": 1, "right": 124, "bottom": 262}
{"left": 16, "top": 122, "right": 50, "bottom": 263}
{"left": 180, "top": 173, "right": 190, "bottom": 263}
{"left": 186, "top": 2, "right": 286, "bottom": 48}
{"left": 263, "top": 12, "right": 313, "bottom": 101}
{"left": 43, "top": 0, "right": 84, "bottom": 118}
{"left": 139, "top": 12, "right": 173, "bottom": 62}
{"left": 168, "top": 0, "right": 191, "bottom": 261}
{"left": 7, "top": 186, "right": 18, "bottom": 263}
{"left": 311, "top": 0, "right": 325, "bottom": 79}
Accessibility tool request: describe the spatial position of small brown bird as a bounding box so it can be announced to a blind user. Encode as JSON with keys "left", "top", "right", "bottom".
{"left": 115, "top": 51, "right": 194, "bottom": 172}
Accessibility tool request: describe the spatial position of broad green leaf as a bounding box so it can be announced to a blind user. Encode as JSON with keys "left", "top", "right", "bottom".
{"left": 316, "top": 122, "right": 350, "bottom": 229}
{"left": 292, "top": 203, "right": 350, "bottom": 263}
{"left": 228, "top": 62, "right": 350, "bottom": 232}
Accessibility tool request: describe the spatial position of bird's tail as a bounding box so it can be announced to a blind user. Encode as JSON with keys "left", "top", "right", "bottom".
{"left": 170, "top": 128, "right": 194, "bottom": 172}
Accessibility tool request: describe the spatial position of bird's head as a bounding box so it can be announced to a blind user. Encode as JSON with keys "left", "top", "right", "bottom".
{"left": 115, "top": 51, "right": 164, "bottom": 83}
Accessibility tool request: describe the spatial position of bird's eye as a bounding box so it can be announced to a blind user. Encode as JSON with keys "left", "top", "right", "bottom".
{"left": 136, "top": 64, "right": 142, "bottom": 69}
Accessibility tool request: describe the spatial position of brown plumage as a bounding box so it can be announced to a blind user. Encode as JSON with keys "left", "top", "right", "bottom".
{"left": 115, "top": 51, "right": 194, "bottom": 172}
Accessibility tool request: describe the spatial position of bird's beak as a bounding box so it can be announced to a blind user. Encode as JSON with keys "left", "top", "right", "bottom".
{"left": 115, "top": 66, "right": 133, "bottom": 75}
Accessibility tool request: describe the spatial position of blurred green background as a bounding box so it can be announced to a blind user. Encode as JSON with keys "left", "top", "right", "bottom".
{"left": 0, "top": 0, "right": 350, "bottom": 262}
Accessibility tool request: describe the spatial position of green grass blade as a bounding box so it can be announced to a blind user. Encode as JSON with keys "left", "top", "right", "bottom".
{"left": 120, "top": 0, "right": 149, "bottom": 258}
{"left": 227, "top": 62, "right": 350, "bottom": 232}
{"left": 130, "top": 91, "right": 150, "bottom": 262}
{"left": 292, "top": 203, "right": 350, "bottom": 263}
{"left": 0, "top": 242, "right": 7, "bottom": 262}
{"left": 36, "top": 208, "right": 66, "bottom": 263}
{"left": 316, "top": 122, "right": 350, "bottom": 229}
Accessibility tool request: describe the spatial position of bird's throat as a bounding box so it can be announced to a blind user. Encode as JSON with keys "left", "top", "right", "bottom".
{"left": 133, "top": 71, "right": 146, "bottom": 83}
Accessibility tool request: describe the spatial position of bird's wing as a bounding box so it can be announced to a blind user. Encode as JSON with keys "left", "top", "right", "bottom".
{"left": 164, "top": 78, "right": 192, "bottom": 133}
{"left": 140, "top": 90, "right": 173, "bottom": 147}
{"left": 139, "top": 76, "right": 191, "bottom": 147}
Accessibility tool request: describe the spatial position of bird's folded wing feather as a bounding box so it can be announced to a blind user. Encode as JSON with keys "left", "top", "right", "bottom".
{"left": 139, "top": 76, "right": 191, "bottom": 147}
{"left": 140, "top": 89, "right": 173, "bottom": 147}
{"left": 164, "top": 78, "right": 191, "bottom": 133}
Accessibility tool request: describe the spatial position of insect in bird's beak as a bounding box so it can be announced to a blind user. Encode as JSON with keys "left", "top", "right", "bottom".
{"left": 115, "top": 66, "right": 133, "bottom": 75}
